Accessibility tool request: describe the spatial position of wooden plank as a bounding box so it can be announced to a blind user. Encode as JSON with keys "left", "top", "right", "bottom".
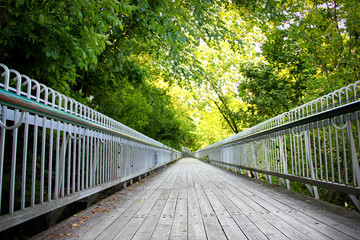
{"left": 31, "top": 158, "right": 360, "bottom": 240}
{"left": 192, "top": 164, "right": 247, "bottom": 240}
{"left": 130, "top": 165, "right": 180, "bottom": 240}
{"left": 150, "top": 187, "right": 180, "bottom": 239}
{"left": 113, "top": 189, "right": 165, "bottom": 239}
{"left": 33, "top": 167, "right": 175, "bottom": 240}
{"left": 221, "top": 176, "right": 346, "bottom": 240}
{"left": 220, "top": 183, "right": 312, "bottom": 240}
{"left": 169, "top": 187, "right": 188, "bottom": 239}
{"left": 216, "top": 166, "right": 359, "bottom": 239}
{"left": 248, "top": 194, "right": 333, "bottom": 240}
{"left": 194, "top": 180, "right": 227, "bottom": 240}
{"left": 202, "top": 166, "right": 314, "bottom": 240}
{"left": 255, "top": 189, "right": 360, "bottom": 239}
{"left": 150, "top": 167, "right": 184, "bottom": 240}
{"left": 193, "top": 160, "right": 289, "bottom": 240}
{"left": 200, "top": 181, "right": 247, "bottom": 239}
{"left": 93, "top": 168, "right": 176, "bottom": 240}
{"left": 73, "top": 188, "right": 146, "bottom": 239}
{"left": 193, "top": 167, "right": 268, "bottom": 240}
{"left": 187, "top": 167, "right": 207, "bottom": 240}
{"left": 168, "top": 161, "right": 188, "bottom": 239}
{"left": 131, "top": 191, "right": 170, "bottom": 240}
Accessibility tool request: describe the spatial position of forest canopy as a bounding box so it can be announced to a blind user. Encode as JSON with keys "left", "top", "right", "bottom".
{"left": 1, "top": 0, "right": 359, "bottom": 151}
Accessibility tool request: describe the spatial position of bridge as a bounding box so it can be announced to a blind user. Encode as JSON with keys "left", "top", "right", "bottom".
{"left": 0, "top": 63, "right": 359, "bottom": 239}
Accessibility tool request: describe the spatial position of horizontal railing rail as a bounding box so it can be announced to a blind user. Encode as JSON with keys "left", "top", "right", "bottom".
{"left": 0, "top": 88, "right": 173, "bottom": 149}
{"left": 195, "top": 81, "right": 360, "bottom": 210}
{"left": 0, "top": 63, "right": 180, "bottom": 231}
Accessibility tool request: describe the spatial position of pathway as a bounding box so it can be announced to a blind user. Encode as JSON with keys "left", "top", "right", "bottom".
{"left": 32, "top": 158, "right": 360, "bottom": 240}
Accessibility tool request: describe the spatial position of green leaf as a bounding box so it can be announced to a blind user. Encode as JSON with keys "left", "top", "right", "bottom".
{"left": 39, "top": 14, "right": 45, "bottom": 24}
{"left": 16, "top": 0, "right": 25, "bottom": 8}
{"left": 119, "top": 21, "right": 123, "bottom": 31}
{"left": 180, "top": 35, "right": 186, "bottom": 42}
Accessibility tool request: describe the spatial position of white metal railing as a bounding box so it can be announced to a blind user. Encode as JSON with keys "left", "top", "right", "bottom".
{"left": 0, "top": 63, "right": 180, "bottom": 231}
{"left": 195, "top": 81, "right": 360, "bottom": 210}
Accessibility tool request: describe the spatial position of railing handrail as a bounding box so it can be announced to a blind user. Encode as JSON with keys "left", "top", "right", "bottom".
{"left": 0, "top": 63, "right": 170, "bottom": 150}
{"left": 197, "top": 81, "right": 360, "bottom": 152}
{"left": 0, "top": 88, "right": 172, "bottom": 150}
{"left": 197, "top": 100, "right": 360, "bottom": 151}
{"left": 195, "top": 81, "right": 360, "bottom": 210}
{"left": 0, "top": 63, "right": 180, "bottom": 232}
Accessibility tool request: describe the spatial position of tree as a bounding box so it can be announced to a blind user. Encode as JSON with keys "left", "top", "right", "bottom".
{"left": 238, "top": 63, "right": 304, "bottom": 125}
{"left": 0, "top": 0, "right": 228, "bottom": 150}
{"left": 0, "top": 0, "right": 134, "bottom": 94}
{"left": 236, "top": 0, "right": 360, "bottom": 127}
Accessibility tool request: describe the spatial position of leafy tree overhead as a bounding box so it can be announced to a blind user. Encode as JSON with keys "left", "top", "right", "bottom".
{"left": 1, "top": 0, "right": 359, "bottom": 152}
{"left": 0, "top": 0, "right": 134, "bottom": 93}
{"left": 235, "top": 0, "right": 359, "bottom": 126}
{"left": 1, "top": 0, "right": 217, "bottom": 150}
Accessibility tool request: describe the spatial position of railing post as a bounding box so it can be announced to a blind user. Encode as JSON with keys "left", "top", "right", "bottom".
{"left": 279, "top": 135, "right": 290, "bottom": 190}
{"left": 0, "top": 64, "right": 10, "bottom": 214}
{"left": 262, "top": 140, "right": 272, "bottom": 184}
{"left": 346, "top": 118, "right": 360, "bottom": 210}
{"left": 304, "top": 130, "right": 319, "bottom": 199}
{"left": 251, "top": 142, "right": 259, "bottom": 179}
{"left": 242, "top": 145, "right": 252, "bottom": 177}
{"left": 0, "top": 63, "right": 180, "bottom": 232}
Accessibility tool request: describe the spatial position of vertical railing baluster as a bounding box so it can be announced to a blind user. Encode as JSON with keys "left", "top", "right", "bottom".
{"left": 312, "top": 122, "right": 318, "bottom": 180}
{"left": 81, "top": 127, "right": 85, "bottom": 190}
{"left": 334, "top": 118, "right": 342, "bottom": 184}
{"left": 77, "top": 126, "right": 81, "bottom": 192}
{"left": 356, "top": 112, "right": 360, "bottom": 184}
{"left": 86, "top": 131, "right": 89, "bottom": 189}
{"left": 106, "top": 137, "right": 109, "bottom": 182}
{"left": 20, "top": 76, "right": 31, "bottom": 209}
{"left": 60, "top": 127, "right": 66, "bottom": 198}
{"left": 48, "top": 109, "right": 54, "bottom": 201}
{"left": 102, "top": 136, "right": 105, "bottom": 183}
{"left": 9, "top": 109, "right": 20, "bottom": 214}
{"left": 96, "top": 133, "right": 100, "bottom": 185}
{"left": 54, "top": 120, "right": 61, "bottom": 200}
{"left": 108, "top": 136, "right": 111, "bottom": 181}
{"left": 11, "top": 71, "right": 22, "bottom": 214}
{"left": 72, "top": 128, "right": 76, "bottom": 193}
{"left": 317, "top": 120, "right": 323, "bottom": 180}
{"left": 67, "top": 126, "right": 72, "bottom": 196}
{"left": 89, "top": 131, "right": 94, "bottom": 187}
{"left": 31, "top": 114, "right": 38, "bottom": 205}
{"left": 0, "top": 64, "right": 10, "bottom": 214}
{"left": 21, "top": 111, "right": 29, "bottom": 209}
{"left": 0, "top": 107, "right": 6, "bottom": 214}
{"left": 40, "top": 85, "right": 48, "bottom": 204}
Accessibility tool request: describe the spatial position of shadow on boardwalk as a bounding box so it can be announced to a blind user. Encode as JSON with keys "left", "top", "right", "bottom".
{"left": 32, "top": 158, "right": 360, "bottom": 240}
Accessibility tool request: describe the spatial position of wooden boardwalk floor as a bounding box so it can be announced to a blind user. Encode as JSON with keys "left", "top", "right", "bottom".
{"left": 33, "top": 158, "right": 360, "bottom": 240}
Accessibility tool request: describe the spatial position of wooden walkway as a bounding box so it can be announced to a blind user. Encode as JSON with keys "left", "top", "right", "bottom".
{"left": 33, "top": 158, "right": 360, "bottom": 240}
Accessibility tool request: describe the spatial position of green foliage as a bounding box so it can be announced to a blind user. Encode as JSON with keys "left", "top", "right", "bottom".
{"left": 236, "top": 0, "right": 360, "bottom": 128}
{"left": 1, "top": 0, "right": 134, "bottom": 93}
{"left": 238, "top": 62, "right": 306, "bottom": 125}
{"left": 1, "top": 0, "right": 215, "bottom": 150}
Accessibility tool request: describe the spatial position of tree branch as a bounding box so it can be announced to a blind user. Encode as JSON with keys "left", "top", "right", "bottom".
{"left": 207, "top": 76, "right": 239, "bottom": 133}
{"left": 213, "top": 100, "right": 237, "bottom": 134}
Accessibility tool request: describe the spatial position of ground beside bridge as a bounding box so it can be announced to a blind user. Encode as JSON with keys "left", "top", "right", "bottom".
{"left": 33, "top": 158, "right": 360, "bottom": 240}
